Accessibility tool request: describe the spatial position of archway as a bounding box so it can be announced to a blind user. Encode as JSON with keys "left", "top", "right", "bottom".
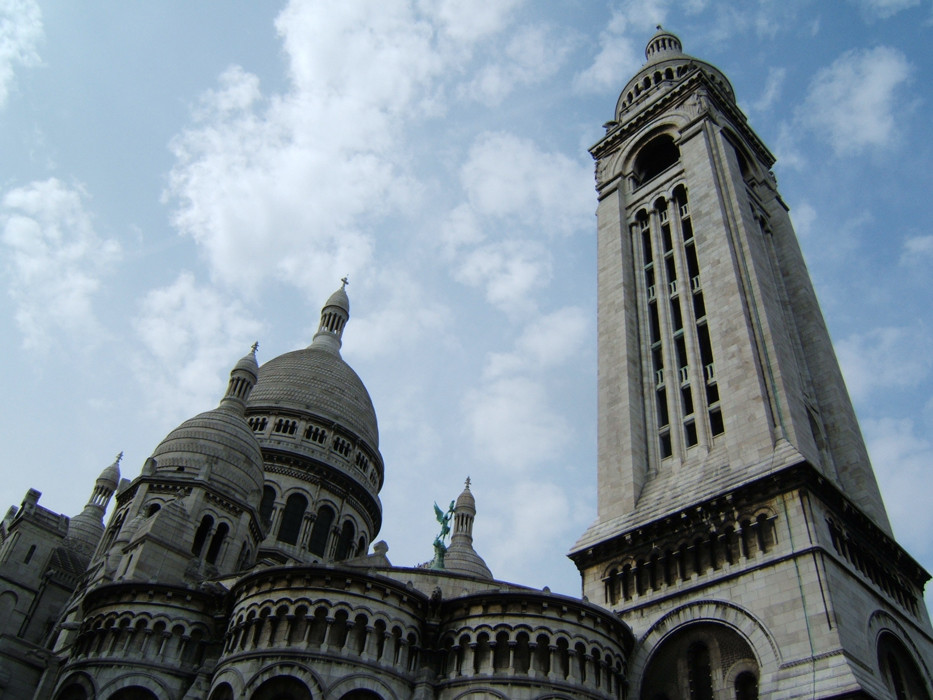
{"left": 250, "top": 676, "right": 313, "bottom": 700}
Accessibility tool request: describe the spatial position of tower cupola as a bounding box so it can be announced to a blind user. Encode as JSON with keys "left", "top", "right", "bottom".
{"left": 645, "top": 25, "right": 683, "bottom": 62}
{"left": 312, "top": 277, "right": 350, "bottom": 353}
{"left": 66, "top": 453, "right": 123, "bottom": 553}
{"left": 443, "top": 477, "right": 492, "bottom": 579}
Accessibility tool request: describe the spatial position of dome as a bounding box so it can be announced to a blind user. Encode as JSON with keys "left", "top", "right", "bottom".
{"left": 249, "top": 345, "right": 379, "bottom": 448}
{"left": 149, "top": 403, "right": 264, "bottom": 504}
{"left": 66, "top": 506, "right": 105, "bottom": 554}
{"left": 645, "top": 26, "right": 683, "bottom": 62}
{"left": 324, "top": 285, "right": 350, "bottom": 314}
{"left": 97, "top": 455, "right": 121, "bottom": 491}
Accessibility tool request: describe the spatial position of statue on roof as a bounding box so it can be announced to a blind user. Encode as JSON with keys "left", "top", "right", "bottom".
{"left": 431, "top": 499, "right": 455, "bottom": 569}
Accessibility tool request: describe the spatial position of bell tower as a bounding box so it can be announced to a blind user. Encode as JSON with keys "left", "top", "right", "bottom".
{"left": 570, "top": 28, "right": 933, "bottom": 699}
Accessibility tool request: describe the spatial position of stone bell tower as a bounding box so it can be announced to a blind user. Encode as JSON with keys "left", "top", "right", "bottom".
{"left": 570, "top": 28, "right": 933, "bottom": 699}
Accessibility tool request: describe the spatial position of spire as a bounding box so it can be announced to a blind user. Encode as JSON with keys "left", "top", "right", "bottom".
{"left": 443, "top": 477, "right": 492, "bottom": 579}
{"left": 221, "top": 343, "right": 259, "bottom": 411}
{"left": 311, "top": 278, "right": 351, "bottom": 354}
{"left": 66, "top": 454, "right": 123, "bottom": 553}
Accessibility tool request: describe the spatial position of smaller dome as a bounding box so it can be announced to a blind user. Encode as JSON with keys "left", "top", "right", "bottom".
{"left": 455, "top": 479, "right": 476, "bottom": 511}
{"left": 324, "top": 285, "right": 350, "bottom": 314}
{"left": 66, "top": 506, "right": 105, "bottom": 554}
{"left": 233, "top": 345, "right": 259, "bottom": 378}
{"left": 149, "top": 405, "right": 264, "bottom": 504}
{"left": 645, "top": 26, "right": 683, "bottom": 62}
{"left": 97, "top": 453, "right": 122, "bottom": 491}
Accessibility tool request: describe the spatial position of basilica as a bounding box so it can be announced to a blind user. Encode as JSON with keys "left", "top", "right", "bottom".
{"left": 0, "top": 29, "right": 931, "bottom": 700}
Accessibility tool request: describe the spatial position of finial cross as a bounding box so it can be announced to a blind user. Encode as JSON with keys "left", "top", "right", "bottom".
{"left": 465, "top": 476, "right": 471, "bottom": 489}
{"left": 251, "top": 341, "right": 260, "bottom": 354}
{"left": 340, "top": 275, "right": 349, "bottom": 289}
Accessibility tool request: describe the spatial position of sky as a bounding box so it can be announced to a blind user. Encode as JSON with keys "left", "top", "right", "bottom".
{"left": 1, "top": 0, "right": 932, "bottom": 610}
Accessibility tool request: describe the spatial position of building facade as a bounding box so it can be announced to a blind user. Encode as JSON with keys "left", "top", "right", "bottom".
{"left": 0, "top": 28, "right": 931, "bottom": 700}
{"left": 569, "top": 28, "right": 933, "bottom": 699}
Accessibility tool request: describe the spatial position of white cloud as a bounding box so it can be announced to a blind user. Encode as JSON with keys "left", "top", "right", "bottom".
{"left": 420, "top": 0, "right": 525, "bottom": 43}
{"left": 836, "top": 326, "right": 933, "bottom": 402}
{"left": 0, "top": 0, "right": 42, "bottom": 109}
{"left": 0, "top": 178, "right": 120, "bottom": 350}
{"left": 464, "top": 24, "right": 574, "bottom": 106}
{"left": 167, "top": 0, "right": 465, "bottom": 297}
{"left": 454, "top": 239, "right": 551, "bottom": 314}
{"left": 799, "top": 46, "right": 912, "bottom": 156}
{"left": 478, "top": 479, "right": 584, "bottom": 585}
{"left": 346, "top": 270, "right": 450, "bottom": 360}
{"left": 572, "top": 6, "right": 648, "bottom": 95}
{"left": 463, "top": 375, "right": 569, "bottom": 472}
{"left": 485, "top": 306, "right": 589, "bottom": 379}
{"left": 900, "top": 235, "right": 933, "bottom": 264}
{"left": 460, "top": 131, "right": 592, "bottom": 236}
{"left": 851, "top": 0, "right": 920, "bottom": 19}
{"left": 864, "top": 417, "right": 933, "bottom": 563}
{"left": 751, "top": 66, "right": 786, "bottom": 113}
{"left": 132, "top": 272, "right": 263, "bottom": 422}
{"left": 789, "top": 201, "right": 817, "bottom": 239}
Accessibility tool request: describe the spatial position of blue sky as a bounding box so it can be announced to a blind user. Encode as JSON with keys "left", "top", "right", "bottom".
{"left": 1, "top": 0, "right": 932, "bottom": 607}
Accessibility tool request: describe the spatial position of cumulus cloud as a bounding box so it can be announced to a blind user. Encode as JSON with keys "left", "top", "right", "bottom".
{"left": 421, "top": 0, "right": 525, "bottom": 43}
{"left": 454, "top": 239, "right": 552, "bottom": 314}
{"left": 167, "top": 0, "right": 464, "bottom": 298}
{"left": 751, "top": 67, "right": 786, "bottom": 113}
{"left": 484, "top": 306, "right": 589, "bottom": 379}
{"left": 133, "top": 272, "right": 263, "bottom": 421}
{"left": 863, "top": 417, "right": 933, "bottom": 562}
{"left": 851, "top": 0, "right": 920, "bottom": 19}
{"left": 460, "top": 131, "right": 592, "bottom": 236}
{"left": 900, "top": 235, "right": 933, "bottom": 264}
{"left": 798, "top": 46, "right": 912, "bottom": 156}
{"left": 463, "top": 375, "right": 570, "bottom": 472}
{"left": 836, "top": 326, "right": 933, "bottom": 402}
{"left": 573, "top": 6, "right": 648, "bottom": 95}
{"left": 441, "top": 132, "right": 591, "bottom": 312}
{"left": 464, "top": 24, "right": 574, "bottom": 106}
{"left": 0, "top": 0, "right": 42, "bottom": 109}
{"left": 0, "top": 178, "right": 120, "bottom": 350}
{"left": 347, "top": 269, "right": 450, "bottom": 360}
{"left": 478, "top": 479, "right": 585, "bottom": 584}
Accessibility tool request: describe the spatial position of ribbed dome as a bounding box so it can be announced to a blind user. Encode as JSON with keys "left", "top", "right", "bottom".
{"left": 249, "top": 345, "right": 379, "bottom": 448}
{"left": 149, "top": 404, "right": 264, "bottom": 503}
{"left": 324, "top": 286, "right": 350, "bottom": 314}
{"left": 67, "top": 506, "right": 105, "bottom": 554}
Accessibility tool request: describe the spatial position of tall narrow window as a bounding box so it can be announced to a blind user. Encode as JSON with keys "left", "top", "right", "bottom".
{"left": 277, "top": 494, "right": 307, "bottom": 545}
{"left": 308, "top": 506, "right": 335, "bottom": 557}
{"left": 259, "top": 486, "right": 276, "bottom": 524}
{"left": 206, "top": 523, "right": 229, "bottom": 564}
{"left": 192, "top": 515, "right": 213, "bottom": 557}
{"left": 334, "top": 520, "right": 356, "bottom": 561}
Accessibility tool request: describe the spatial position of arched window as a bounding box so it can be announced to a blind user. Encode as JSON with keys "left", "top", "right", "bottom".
{"left": 734, "top": 670, "right": 759, "bottom": 700}
{"left": 259, "top": 486, "right": 276, "bottom": 524}
{"left": 206, "top": 522, "right": 229, "bottom": 564}
{"left": 878, "top": 631, "right": 931, "bottom": 700}
{"left": 334, "top": 520, "right": 356, "bottom": 561}
{"left": 109, "top": 688, "right": 159, "bottom": 700}
{"left": 340, "top": 691, "right": 383, "bottom": 700}
{"left": 192, "top": 515, "right": 214, "bottom": 556}
{"left": 250, "top": 676, "right": 313, "bottom": 700}
{"left": 308, "top": 505, "right": 335, "bottom": 557}
{"left": 632, "top": 134, "right": 680, "bottom": 187}
{"left": 208, "top": 683, "right": 234, "bottom": 700}
{"left": 277, "top": 494, "right": 307, "bottom": 545}
{"left": 641, "top": 623, "right": 760, "bottom": 700}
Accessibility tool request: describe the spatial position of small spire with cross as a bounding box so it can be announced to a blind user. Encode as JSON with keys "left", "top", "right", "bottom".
{"left": 340, "top": 275, "right": 349, "bottom": 289}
